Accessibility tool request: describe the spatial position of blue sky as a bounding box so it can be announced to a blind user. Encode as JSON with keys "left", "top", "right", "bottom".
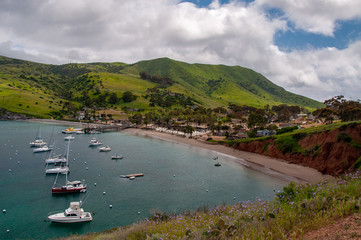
{"left": 0, "top": 0, "right": 360, "bottom": 102}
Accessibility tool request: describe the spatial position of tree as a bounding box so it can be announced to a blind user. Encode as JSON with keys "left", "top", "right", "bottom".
{"left": 319, "top": 96, "right": 361, "bottom": 122}
{"left": 122, "top": 91, "right": 137, "bottom": 103}
{"left": 108, "top": 93, "right": 119, "bottom": 104}
{"left": 248, "top": 112, "right": 267, "bottom": 129}
{"left": 313, "top": 108, "right": 337, "bottom": 124}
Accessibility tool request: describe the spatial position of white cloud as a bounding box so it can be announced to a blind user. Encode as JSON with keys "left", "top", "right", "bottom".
{"left": 256, "top": 0, "right": 361, "bottom": 36}
{"left": 0, "top": 0, "right": 360, "bottom": 102}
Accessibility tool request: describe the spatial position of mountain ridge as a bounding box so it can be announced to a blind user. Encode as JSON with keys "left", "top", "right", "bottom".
{"left": 0, "top": 55, "right": 323, "bottom": 118}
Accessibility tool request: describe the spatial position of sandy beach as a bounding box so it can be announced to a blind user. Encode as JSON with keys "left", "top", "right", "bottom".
{"left": 124, "top": 128, "right": 332, "bottom": 184}
{"left": 22, "top": 119, "right": 331, "bottom": 184}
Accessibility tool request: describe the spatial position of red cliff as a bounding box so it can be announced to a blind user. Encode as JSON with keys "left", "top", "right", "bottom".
{"left": 233, "top": 123, "right": 361, "bottom": 176}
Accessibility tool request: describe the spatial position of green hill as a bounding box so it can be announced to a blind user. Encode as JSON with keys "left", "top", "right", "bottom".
{"left": 0, "top": 55, "right": 323, "bottom": 118}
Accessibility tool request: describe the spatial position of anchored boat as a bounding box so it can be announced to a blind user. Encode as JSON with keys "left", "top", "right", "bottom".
{"left": 47, "top": 201, "right": 92, "bottom": 223}
{"left": 51, "top": 141, "right": 86, "bottom": 194}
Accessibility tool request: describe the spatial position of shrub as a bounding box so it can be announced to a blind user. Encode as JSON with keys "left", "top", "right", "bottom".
{"left": 337, "top": 133, "right": 352, "bottom": 143}
{"left": 352, "top": 157, "right": 361, "bottom": 169}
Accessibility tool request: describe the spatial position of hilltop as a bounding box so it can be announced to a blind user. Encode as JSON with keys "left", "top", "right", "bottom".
{"left": 0, "top": 55, "right": 323, "bottom": 118}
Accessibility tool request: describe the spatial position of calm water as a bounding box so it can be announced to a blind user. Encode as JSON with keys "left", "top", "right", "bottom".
{"left": 0, "top": 121, "right": 285, "bottom": 239}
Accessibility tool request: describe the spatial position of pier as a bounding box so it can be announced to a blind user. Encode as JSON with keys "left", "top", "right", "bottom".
{"left": 83, "top": 123, "right": 132, "bottom": 133}
{"left": 120, "top": 173, "right": 144, "bottom": 178}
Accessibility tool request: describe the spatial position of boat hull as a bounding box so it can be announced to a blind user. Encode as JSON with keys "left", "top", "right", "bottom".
{"left": 45, "top": 168, "right": 69, "bottom": 174}
{"left": 52, "top": 187, "right": 87, "bottom": 194}
{"left": 48, "top": 213, "right": 92, "bottom": 223}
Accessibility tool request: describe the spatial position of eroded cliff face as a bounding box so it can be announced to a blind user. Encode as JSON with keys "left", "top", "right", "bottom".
{"left": 233, "top": 124, "right": 361, "bottom": 176}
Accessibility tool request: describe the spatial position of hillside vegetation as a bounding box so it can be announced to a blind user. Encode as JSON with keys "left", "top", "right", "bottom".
{"left": 0, "top": 55, "right": 323, "bottom": 118}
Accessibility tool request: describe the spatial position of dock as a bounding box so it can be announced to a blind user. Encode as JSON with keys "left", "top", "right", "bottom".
{"left": 120, "top": 173, "right": 144, "bottom": 178}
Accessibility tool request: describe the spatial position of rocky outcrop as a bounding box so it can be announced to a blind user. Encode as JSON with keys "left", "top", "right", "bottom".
{"left": 0, "top": 107, "right": 29, "bottom": 120}
{"left": 232, "top": 123, "right": 361, "bottom": 176}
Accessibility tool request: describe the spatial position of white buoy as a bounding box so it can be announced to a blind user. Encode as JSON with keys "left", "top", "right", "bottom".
{"left": 137, "top": 211, "right": 141, "bottom": 215}
{"left": 94, "top": 183, "right": 97, "bottom": 186}
{"left": 8, "top": 169, "right": 11, "bottom": 172}
{"left": 84, "top": 162, "right": 87, "bottom": 164}
{"left": 173, "top": 175, "right": 176, "bottom": 177}
{"left": 6, "top": 229, "right": 10, "bottom": 233}
{"left": 17, "top": 161, "right": 20, "bottom": 164}
{"left": 109, "top": 205, "right": 113, "bottom": 208}
{"left": 206, "top": 189, "right": 209, "bottom": 192}
{"left": 3, "top": 209, "right": 6, "bottom": 213}
{"left": 233, "top": 197, "right": 236, "bottom": 200}
{"left": 86, "top": 167, "right": 88, "bottom": 170}
{"left": 103, "top": 192, "right": 106, "bottom": 195}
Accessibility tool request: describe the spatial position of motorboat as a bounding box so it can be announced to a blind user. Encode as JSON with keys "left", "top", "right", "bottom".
{"left": 62, "top": 127, "right": 83, "bottom": 134}
{"left": 89, "top": 138, "right": 102, "bottom": 146}
{"left": 99, "top": 145, "right": 111, "bottom": 152}
{"left": 214, "top": 162, "right": 221, "bottom": 167}
{"left": 45, "top": 154, "right": 67, "bottom": 164}
{"left": 45, "top": 165, "right": 69, "bottom": 174}
{"left": 64, "top": 135, "right": 75, "bottom": 140}
{"left": 47, "top": 201, "right": 92, "bottom": 223}
{"left": 33, "top": 145, "right": 53, "bottom": 153}
{"left": 111, "top": 153, "right": 123, "bottom": 159}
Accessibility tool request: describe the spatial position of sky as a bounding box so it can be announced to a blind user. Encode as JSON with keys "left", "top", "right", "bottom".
{"left": 0, "top": 0, "right": 361, "bottom": 102}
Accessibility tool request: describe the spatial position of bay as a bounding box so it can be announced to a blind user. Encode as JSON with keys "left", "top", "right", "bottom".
{"left": 0, "top": 121, "right": 285, "bottom": 239}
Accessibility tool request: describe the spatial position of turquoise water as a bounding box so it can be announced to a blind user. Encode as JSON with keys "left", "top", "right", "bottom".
{"left": 0, "top": 121, "right": 285, "bottom": 239}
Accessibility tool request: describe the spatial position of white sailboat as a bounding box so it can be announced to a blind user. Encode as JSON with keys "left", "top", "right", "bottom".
{"left": 45, "top": 143, "right": 67, "bottom": 164}
{"left": 45, "top": 142, "right": 69, "bottom": 174}
{"left": 33, "top": 145, "right": 53, "bottom": 153}
{"left": 64, "top": 135, "right": 75, "bottom": 140}
{"left": 30, "top": 127, "right": 47, "bottom": 147}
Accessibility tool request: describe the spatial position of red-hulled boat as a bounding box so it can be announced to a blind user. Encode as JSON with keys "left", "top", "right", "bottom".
{"left": 51, "top": 141, "right": 87, "bottom": 194}
{"left": 52, "top": 180, "right": 87, "bottom": 194}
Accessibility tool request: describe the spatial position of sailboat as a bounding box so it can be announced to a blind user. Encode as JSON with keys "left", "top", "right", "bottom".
{"left": 45, "top": 143, "right": 67, "bottom": 164}
{"left": 51, "top": 141, "right": 86, "bottom": 194}
{"left": 29, "top": 127, "right": 47, "bottom": 147}
{"left": 45, "top": 141, "right": 69, "bottom": 174}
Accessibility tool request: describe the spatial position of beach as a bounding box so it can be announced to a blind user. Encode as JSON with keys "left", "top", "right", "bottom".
{"left": 22, "top": 118, "right": 331, "bottom": 184}
{"left": 124, "top": 128, "right": 332, "bottom": 184}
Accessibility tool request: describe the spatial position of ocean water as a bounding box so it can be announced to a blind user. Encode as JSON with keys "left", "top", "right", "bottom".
{"left": 0, "top": 121, "right": 285, "bottom": 239}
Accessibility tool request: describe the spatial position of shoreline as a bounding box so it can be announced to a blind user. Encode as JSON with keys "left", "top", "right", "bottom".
{"left": 20, "top": 118, "right": 332, "bottom": 184}
{"left": 124, "top": 128, "right": 333, "bottom": 184}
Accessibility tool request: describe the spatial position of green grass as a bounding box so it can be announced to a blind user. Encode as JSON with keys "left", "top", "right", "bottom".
{"left": 63, "top": 172, "right": 361, "bottom": 240}
{"left": 0, "top": 55, "right": 323, "bottom": 118}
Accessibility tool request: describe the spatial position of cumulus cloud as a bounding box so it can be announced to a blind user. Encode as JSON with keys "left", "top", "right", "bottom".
{"left": 256, "top": 0, "right": 361, "bottom": 36}
{"left": 0, "top": 0, "right": 360, "bottom": 102}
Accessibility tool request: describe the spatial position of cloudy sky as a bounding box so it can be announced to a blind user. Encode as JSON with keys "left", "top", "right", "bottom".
{"left": 1, "top": 0, "right": 361, "bottom": 102}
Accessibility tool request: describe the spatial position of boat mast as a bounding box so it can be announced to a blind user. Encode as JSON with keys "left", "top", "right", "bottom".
{"left": 65, "top": 140, "right": 70, "bottom": 183}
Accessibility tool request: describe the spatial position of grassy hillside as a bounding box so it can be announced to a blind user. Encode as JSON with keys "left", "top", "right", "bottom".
{"left": 0, "top": 55, "right": 323, "bottom": 118}
{"left": 131, "top": 58, "right": 323, "bottom": 108}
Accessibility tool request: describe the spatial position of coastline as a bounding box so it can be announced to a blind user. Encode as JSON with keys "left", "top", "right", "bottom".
{"left": 20, "top": 118, "right": 332, "bottom": 184}
{"left": 124, "top": 128, "right": 333, "bottom": 184}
